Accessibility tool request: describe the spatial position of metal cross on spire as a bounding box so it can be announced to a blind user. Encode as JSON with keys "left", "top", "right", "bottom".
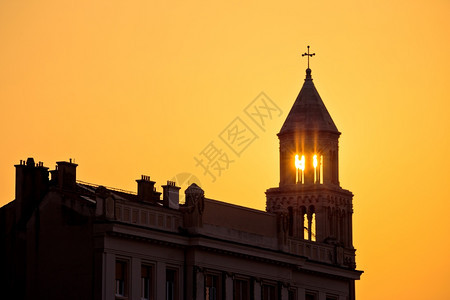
{"left": 302, "top": 45, "right": 315, "bottom": 69}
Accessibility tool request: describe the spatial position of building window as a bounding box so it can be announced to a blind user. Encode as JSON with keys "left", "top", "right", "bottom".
{"left": 141, "top": 265, "right": 153, "bottom": 300}
{"left": 234, "top": 278, "right": 250, "bottom": 300}
{"left": 288, "top": 289, "right": 296, "bottom": 300}
{"left": 261, "top": 283, "right": 276, "bottom": 300}
{"left": 166, "top": 268, "right": 178, "bottom": 300}
{"left": 205, "top": 273, "right": 221, "bottom": 300}
{"left": 115, "top": 260, "right": 128, "bottom": 299}
{"left": 305, "top": 292, "right": 317, "bottom": 300}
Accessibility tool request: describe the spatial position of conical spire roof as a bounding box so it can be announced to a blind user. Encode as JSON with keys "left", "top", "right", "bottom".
{"left": 279, "top": 68, "right": 339, "bottom": 136}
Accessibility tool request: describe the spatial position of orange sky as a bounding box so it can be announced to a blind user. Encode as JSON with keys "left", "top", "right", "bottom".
{"left": 1, "top": 1, "right": 450, "bottom": 299}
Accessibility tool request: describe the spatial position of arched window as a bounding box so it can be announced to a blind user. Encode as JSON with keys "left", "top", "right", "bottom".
{"left": 300, "top": 206, "right": 308, "bottom": 239}
{"left": 303, "top": 211, "right": 308, "bottom": 239}
{"left": 304, "top": 206, "right": 316, "bottom": 241}
{"left": 295, "top": 154, "right": 305, "bottom": 184}
{"left": 320, "top": 155, "right": 323, "bottom": 184}
{"left": 313, "top": 154, "right": 323, "bottom": 184}
{"left": 311, "top": 212, "right": 316, "bottom": 241}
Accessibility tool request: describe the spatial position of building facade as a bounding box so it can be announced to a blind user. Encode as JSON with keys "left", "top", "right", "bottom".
{"left": 0, "top": 67, "right": 362, "bottom": 300}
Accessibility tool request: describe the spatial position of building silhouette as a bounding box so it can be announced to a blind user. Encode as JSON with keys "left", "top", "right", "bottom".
{"left": 0, "top": 67, "right": 362, "bottom": 300}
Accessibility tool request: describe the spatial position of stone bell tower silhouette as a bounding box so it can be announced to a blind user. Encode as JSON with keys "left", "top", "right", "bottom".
{"left": 266, "top": 47, "right": 355, "bottom": 266}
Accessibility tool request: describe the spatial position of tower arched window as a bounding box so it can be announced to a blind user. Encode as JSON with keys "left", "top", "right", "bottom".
{"left": 295, "top": 154, "right": 305, "bottom": 183}
{"left": 311, "top": 212, "right": 316, "bottom": 241}
{"left": 303, "top": 205, "right": 316, "bottom": 241}
{"left": 300, "top": 206, "right": 308, "bottom": 239}
{"left": 313, "top": 154, "right": 323, "bottom": 184}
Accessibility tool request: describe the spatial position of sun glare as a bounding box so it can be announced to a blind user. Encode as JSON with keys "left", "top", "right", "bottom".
{"left": 295, "top": 154, "right": 305, "bottom": 171}
{"left": 313, "top": 154, "right": 318, "bottom": 169}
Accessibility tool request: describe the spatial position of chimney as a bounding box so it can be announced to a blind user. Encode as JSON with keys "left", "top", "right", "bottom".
{"left": 162, "top": 181, "right": 180, "bottom": 209}
{"left": 136, "top": 175, "right": 160, "bottom": 203}
{"left": 15, "top": 158, "right": 49, "bottom": 225}
{"left": 55, "top": 159, "right": 78, "bottom": 190}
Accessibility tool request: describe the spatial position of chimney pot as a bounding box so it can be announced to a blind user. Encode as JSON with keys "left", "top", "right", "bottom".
{"left": 14, "top": 157, "right": 49, "bottom": 224}
{"left": 55, "top": 160, "right": 78, "bottom": 190}
{"left": 162, "top": 180, "right": 181, "bottom": 209}
{"left": 136, "top": 175, "right": 160, "bottom": 203}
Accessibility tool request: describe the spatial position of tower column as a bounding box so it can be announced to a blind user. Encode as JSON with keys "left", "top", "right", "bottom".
{"left": 280, "top": 143, "right": 297, "bottom": 186}
{"left": 304, "top": 154, "right": 315, "bottom": 185}
{"left": 315, "top": 205, "right": 327, "bottom": 243}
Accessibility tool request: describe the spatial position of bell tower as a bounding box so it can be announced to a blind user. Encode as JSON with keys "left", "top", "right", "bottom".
{"left": 278, "top": 66, "right": 340, "bottom": 188}
{"left": 266, "top": 49, "right": 355, "bottom": 267}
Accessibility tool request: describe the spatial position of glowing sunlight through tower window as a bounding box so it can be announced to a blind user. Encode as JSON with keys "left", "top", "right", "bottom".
{"left": 295, "top": 154, "right": 305, "bottom": 171}
{"left": 295, "top": 154, "right": 305, "bottom": 184}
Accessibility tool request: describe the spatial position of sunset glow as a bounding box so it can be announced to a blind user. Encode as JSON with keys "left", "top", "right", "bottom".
{"left": 1, "top": 0, "right": 450, "bottom": 299}
{"left": 295, "top": 154, "right": 305, "bottom": 171}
